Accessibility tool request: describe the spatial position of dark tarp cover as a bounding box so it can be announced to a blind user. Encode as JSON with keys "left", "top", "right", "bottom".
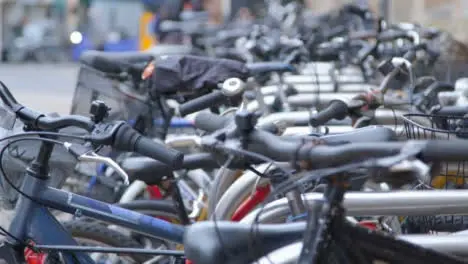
{"left": 149, "top": 55, "right": 249, "bottom": 97}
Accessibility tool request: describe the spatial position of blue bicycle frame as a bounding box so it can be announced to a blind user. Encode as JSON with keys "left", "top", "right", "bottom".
{"left": 3, "top": 168, "right": 185, "bottom": 263}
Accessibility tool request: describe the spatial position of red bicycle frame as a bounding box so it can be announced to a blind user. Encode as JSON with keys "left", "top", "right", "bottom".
{"left": 231, "top": 185, "right": 271, "bottom": 221}
{"left": 146, "top": 185, "right": 163, "bottom": 199}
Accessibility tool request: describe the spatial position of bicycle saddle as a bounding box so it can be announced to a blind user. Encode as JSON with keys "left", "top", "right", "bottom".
{"left": 80, "top": 50, "right": 154, "bottom": 66}
{"left": 150, "top": 55, "right": 249, "bottom": 95}
{"left": 184, "top": 221, "right": 305, "bottom": 264}
{"left": 80, "top": 50, "right": 154, "bottom": 75}
{"left": 122, "top": 153, "right": 218, "bottom": 185}
{"left": 146, "top": 44, "right": 193, "bottom": 56}
{"left": 246, "top": 62, "right": 297, "bottom": 75}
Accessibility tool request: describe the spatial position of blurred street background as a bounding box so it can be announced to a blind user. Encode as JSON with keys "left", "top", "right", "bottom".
{"left": 0, "top": 0, "right": 464, "bottom": 237}
{"left": 0, "top": 0, "right": 465, "bottom": 114}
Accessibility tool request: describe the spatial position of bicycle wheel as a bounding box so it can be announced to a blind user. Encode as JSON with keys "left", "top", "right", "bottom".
{"left": 207, "top": 168, "right": 243, "bottom": 217}
{"left": 212, "top": 168, "right": 269, "bottom": 220}
{"left": 66, "top": 199, "right": 182, "bottom": 260}
{"left": 62, "top": 220, "right": 148, "bottom": 263}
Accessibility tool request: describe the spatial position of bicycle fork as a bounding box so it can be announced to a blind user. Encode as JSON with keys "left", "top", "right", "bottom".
{"left": 268, "top": 168, "right": 307, "bottom": 221}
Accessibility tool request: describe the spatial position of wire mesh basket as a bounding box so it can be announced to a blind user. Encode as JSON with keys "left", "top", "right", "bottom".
{"left": 70, "top": 64, "right": 172, "bottom": 140}
{"left": 402, "top": 113, "right": 468, "bottom": 189}
{"left": 0, "top": 104, "right": 81, "bottom": 210}
{"left": 69, "top": 64, "right": 178, "bottom": 201}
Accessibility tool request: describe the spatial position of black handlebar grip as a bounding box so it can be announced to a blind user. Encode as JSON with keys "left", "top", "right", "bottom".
{"left": 114, "top": 123, "right": 184, "bottom": 169}
{"left": 309, "top": 100, "right": 348, "bottom": 127}
{"left": 356, "top": 43, "right": 376, "bottom": 64}
{"left": 402, "top": 43, "right": 428, "bottom": 62}
{"left": 432, "top": 106, "right": 468, "bottom": 117}
{"left": 179, "top": 90, "right": 227, "bottom": 117}
{"left": 194, "top": 111, "right": 231, "bottom": 132}
{"left": 425, "top": 82, "right": 454, "bottom": 95}
{"left": 378, "top": 31, "right": 408, "bottom": 42}
{"left": 422, "top": 140, "right": 468, "bottom": 162}
{"left": 342, "top": 4, "right": 369, "bottom": 19}
{"left": 403, "top": 49, "right": 417, "bottom": 62}
{"left": 325, "top": 25, "right": 347, "bottom": 40}
{"left": 90, "top": 55, "right": 123, "bottom": 75}
{"left": 0, "top": 81, "right": 18, "bottom": 108}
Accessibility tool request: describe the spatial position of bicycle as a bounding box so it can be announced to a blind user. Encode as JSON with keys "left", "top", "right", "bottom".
{"left": 0, "top": 84, "right": 190, "bottom": 264}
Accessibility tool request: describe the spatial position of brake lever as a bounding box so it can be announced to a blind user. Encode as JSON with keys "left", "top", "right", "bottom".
{"left": 79, "top": 153, "right": 129, "bottom": 185}
{"left": 63, "top": 142, "right": 130, "bottom": 185}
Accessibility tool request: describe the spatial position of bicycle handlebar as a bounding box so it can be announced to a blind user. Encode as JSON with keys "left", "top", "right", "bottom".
{"left": 341, "top": 4, "right": 371, "bottom": 20}
{"left": 324, "top": 25, "right": 347, "bottom": 40}
{"left": 178, "top": 91, "right": 228, "bottom": 117}
{"left": 0, "top": 82, "right": 17, "bottom": 108}
{"left": 309, "top": 100, "right": 348, "bottom": 127}
{"left": 355, "top": 42, "right": 377, "bottom": 64}
{"left": 196, "top": 111, "right": 468, "bottom": 169}
{"left": 377, "top": 30, "right": 413, "bottom": 42}
{"left": 0, "top": 83, "right": 184, "bottom": 168}
{"left": 112, "top": 123, "right": 184, "bottom": 168}
{"left": 432, "top": 106, "right": 468, "bottom": 116}
{"left": 249, "top": 132, "right": 468, "bottom": 168}
{"left": 421, "top": 140, "right": 468, "bottom": 162}
{"left": 14, "top": 106, "right": 94, "bottom": 131}
{"left": 194, "top": 111, "right": 281, "bottom": 135}
{"left": 178, "top": 78, "right": 245, "bottom": 117}
{"left": 194, "top": 111, "right": 232, "bottom": 132}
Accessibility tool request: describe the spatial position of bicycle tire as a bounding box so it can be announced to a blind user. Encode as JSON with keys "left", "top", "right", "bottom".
{"left": 212, "top": 169, "right": 268, "bottom": 220}
{"left": 62, "top": 220, "right": 149, "bottom": 263}
{"left": 207, "top": 168, "right": 242, "bottom": 217}
{"left": 404, "top": 214, "right": 468, "bottom": 233}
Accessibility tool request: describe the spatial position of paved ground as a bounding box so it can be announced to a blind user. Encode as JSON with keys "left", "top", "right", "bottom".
{"left": 0, "top": 63, "right": 78, "bottom": 229}
{"left": 0, "top": 63, "right": 78, "bottom": 114}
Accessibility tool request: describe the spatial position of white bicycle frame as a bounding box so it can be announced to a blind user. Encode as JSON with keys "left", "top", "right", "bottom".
{"left": 241, "top": 189, "right": 468, "bottom": 224}
{"left": 301, "top": 62, "right": 364, "bottom": 76}
{"left": 261, "top": 83, "right": 375, "bottom": 95}
{"left": 282, "top": 74, "right": 366, "bottom": 84}
{"left": 256, "top": 109, "right": 410, "bottom": 127}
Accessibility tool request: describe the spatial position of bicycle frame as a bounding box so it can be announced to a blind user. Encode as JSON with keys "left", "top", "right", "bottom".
{"left": 260, "top": 83, "right": 374, "bottom": 95}
{"left": 1, "top": 174, "right": 185, "bottom": 264}
{"left": 255, "top": 233, "right": 468, "bottom": 264}
{"left": 231, "top": 185, "right": 270, "bottom": 221}
{"left": 260, "top": 109, "right": 410, "bottom": 126}
{"left": 241, "top": 189, "right": 468, "bottom": 224}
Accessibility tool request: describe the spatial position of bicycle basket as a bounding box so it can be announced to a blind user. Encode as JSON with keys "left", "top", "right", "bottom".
{"left": 70, "top": 64, "right": 171, "bottom": 140}
{"left": 0, "top": 105, "right": 81, "bottom": 210}
{"left": 402, "top": 113, "right": 468, "bottom": 189}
